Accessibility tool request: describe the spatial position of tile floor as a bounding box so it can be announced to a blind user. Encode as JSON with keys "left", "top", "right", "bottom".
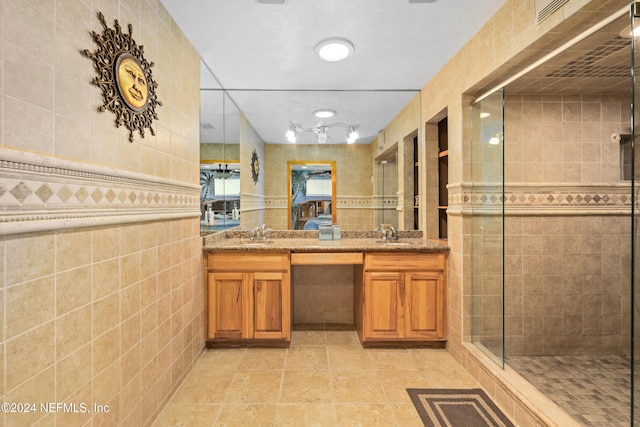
{"left": 152, "top": 326, "right": 481, "bottom": 426}
{"left": 508, "top": 355, "right": 631, "bottom": 427}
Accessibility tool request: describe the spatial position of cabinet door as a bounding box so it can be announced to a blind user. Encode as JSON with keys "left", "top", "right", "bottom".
{"left": 251, "top": 272, "right": 290, "bottom": 340}
{"left": 363, "top": 272, "right": 404, "bottom": 339}
{"left": 207, "top": 272, "right": 249, "bottom": 340}
{"left": 405, "top": 272, "right": 446, "bottom": 339}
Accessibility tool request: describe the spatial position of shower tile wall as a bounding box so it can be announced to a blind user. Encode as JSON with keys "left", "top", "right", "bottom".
{"left": 505, "top": 215, "right": 631, "bottom": 356}
{"left": 501, "top": 94, "right": 632, "bottom": 356}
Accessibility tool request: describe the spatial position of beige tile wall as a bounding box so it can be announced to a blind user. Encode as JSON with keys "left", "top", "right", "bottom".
{"left": 292, "top": 265, "right": 355, "bottom": 324}
{"left": 1, "top": 1, "right": 203, "bottom": 426}
{"left": 2, "top": 220, "right": 204, "bottom": 426}
{"left": 240, "top": 113, "right": 266, "bottom": 230}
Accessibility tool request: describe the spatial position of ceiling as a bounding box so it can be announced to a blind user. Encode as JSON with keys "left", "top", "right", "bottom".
{"left": 162, "top": 1, "right": 635, "bottom": 147}
{"left": 160, "top": 0, "right": 508, "bottom": 145}
{"left": 502, "top": 13, "right": 631, "bottom": 96}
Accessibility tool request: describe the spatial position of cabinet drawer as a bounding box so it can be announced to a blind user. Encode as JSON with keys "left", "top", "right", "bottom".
{"left": 208, "top": 252, "right": 289, "bottom": 272}
{"left": 291, "top": 252, "right": 363, "bottom": 265}
{"left": 364, "top": 252, "right": 446, "bottom": 271}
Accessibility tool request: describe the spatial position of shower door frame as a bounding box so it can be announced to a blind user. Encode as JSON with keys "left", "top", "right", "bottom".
{"left": 631, "top": 3, "right": 639, "bottom": 423}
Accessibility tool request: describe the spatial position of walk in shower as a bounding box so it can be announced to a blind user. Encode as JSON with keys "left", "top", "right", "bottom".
{"left": 470, "top": 5, "right": 638, "bottom": 426}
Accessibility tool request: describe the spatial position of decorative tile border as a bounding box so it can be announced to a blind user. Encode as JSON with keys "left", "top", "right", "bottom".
{"left": 262, "top": 195, "right": 394, "bottom": 210}
{"left": 448, "top": 182, "right": 633, "bottom": 215}
{"left": 0, "top": 148, "right": 200, "bottom": 235}
{"left": 240, "top": 192, "right": 266, "bottom": 211}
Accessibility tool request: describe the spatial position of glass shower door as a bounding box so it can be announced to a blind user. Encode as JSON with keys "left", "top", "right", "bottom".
{"left": 470, "top": 89, "right": 505, "bottom": 368}
{"left": 632, "top": 3, "right": 640, "bottom": 423}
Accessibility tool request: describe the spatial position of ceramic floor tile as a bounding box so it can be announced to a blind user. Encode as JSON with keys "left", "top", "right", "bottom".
{"left": 331, "top": 370, "right": 387, "bottom": 403}
{"left": 215, "top": 403, "right": 277, "bottom": 426}
{"left": 284, "top": 345, "right": 328, "bottom": 370}
{"left": 194, "top": 348, "right": 247, "bottom": 372}
{"left": 238, "top": 348, "right": 286, "bottom": 370}
{"left": 376, "top": 369, "right": 429, "bottom": 403}
{"left": 327, "top": 345, "right": 373, "bottom": 370}
{"left": 152, "top": 329, "right": 491, "bottom": 426}
{"left": 325, "top": 330, "right": 360, "bottom": 346}
{"left": 225, "top": 370, "right": 283, "bottom": 404}
{"left": 389, "top": 403, "right": 426, "bottom": 427}
{"left": 170, "top": 371, "right": 235, "bottom": 404}
{"left": 152, "top": 403, "right": 221, "bottom": 426}
{"left": 289, "top": 330, "right": 326, "bottom": 346}
{"left": 334, "top": 404, "right": 398, "bottom": 426}
{"left": 421, "top": 367, "right": 480, "bottom": 388}
{"left": 368, "top": 349, "right": 420, "bottom": 370}
{"left": 408, "top": 348, "right": 465, "bottom": 372}
{"left": 280, "top": 370, "right": 333, "bottom": 403}
{"left": 275, "top": 403, "right": 336, "bottom": 426}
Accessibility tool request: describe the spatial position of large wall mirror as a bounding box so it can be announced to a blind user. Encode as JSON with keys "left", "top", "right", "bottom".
{"left": 288, "top": 161, "right": 336, "bottom": 230}
{"left": 200, "top": 81, "right": 420, "bottom": 232}
{"left": 199, "top": 60, "right": 241, "bottom": 231}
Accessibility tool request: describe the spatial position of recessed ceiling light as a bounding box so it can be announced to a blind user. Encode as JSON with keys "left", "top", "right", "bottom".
{"left": 409, "top": 0, "right": 437, "bottom": 3}
{"left": 255, "top": 0, "right": 285, "bottom": 4}
{"left": 315, "top": 38, "right": 354, "bottom": 62}
{"left": 313, "top": 109, "right": 336, "bottom": 119}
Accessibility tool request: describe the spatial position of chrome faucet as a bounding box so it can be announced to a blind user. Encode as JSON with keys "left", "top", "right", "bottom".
{"left": 251, "top": 224, "right": 271, "bottom": 240}
{"left": 387, "top": 225, "right": 398, "bottom": 240}
{"left": 377, "top": 224, "right": 398, "bottom": 240}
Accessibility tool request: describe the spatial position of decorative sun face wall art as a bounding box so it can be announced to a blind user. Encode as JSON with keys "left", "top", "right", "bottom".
{"left": 251, "top": 150, "right": 260, "bottom": 184}
{"left": 82, "top": 12, "right": 162, "bottom": 142}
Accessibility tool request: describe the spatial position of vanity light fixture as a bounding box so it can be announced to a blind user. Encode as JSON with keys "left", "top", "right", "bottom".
{"left": 317, "top": 127, "right": 328, "bottom": 144}
{"left": 315, "top": 38, "right": 354, "bottom": 62}
{"left": 285, "top": 122, "right": 359, "bottom": 144}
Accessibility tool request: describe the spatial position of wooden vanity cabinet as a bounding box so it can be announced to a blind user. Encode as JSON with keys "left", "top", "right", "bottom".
{"left": 206, "top": 252, "right": 290, "bottom": 345}
{"left": 359, "top": 252, "right": 447, "bottom": 344}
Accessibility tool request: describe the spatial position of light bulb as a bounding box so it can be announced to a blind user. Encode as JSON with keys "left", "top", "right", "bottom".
{"left": 347, "top": 129, "right": 359, "bottom": 144}
{"left": 286, "top": 129, "right": 296, "bottom": 143}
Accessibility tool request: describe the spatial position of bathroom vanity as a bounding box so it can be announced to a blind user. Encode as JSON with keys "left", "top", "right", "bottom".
{"left": 203, "top": 231, "right": 449, "bottom": 348}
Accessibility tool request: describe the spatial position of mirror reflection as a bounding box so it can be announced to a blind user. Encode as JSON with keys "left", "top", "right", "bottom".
{"left": 200, "top": 161, "right": 240, "bottom": 231}
{"left": 288, "top": 161, "right": 336, "bottom": 230}
{"left": 199, "top": 83, "right": 421, "bottom": 233}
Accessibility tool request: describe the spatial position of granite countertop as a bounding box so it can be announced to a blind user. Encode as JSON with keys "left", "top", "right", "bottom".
{"left": 202, "top": 230, "right": 449, "bottom": 253}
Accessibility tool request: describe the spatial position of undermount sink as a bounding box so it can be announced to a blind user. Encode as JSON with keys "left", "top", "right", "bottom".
{"left": 238, "top": 239, "right": 275, "bottom": 246}
{"left": 375, "top": 240, "right": 410, "bottom": 246}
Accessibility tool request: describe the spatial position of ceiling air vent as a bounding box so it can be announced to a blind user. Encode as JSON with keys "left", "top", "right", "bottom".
{"left": 535, "top": 0, "right": 568, "bottom": 23}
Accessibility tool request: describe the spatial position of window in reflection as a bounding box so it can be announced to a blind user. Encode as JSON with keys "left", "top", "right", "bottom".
{"left": 200, "top": 162, "right": 241, "bottom": 231}
{"left": 288, "top": 161, "right": 336, "bottom": 230}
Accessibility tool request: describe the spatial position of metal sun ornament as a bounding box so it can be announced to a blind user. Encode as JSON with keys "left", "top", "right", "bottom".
{"left": 82, "top": 12, "right": 162, "bottom": 142}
